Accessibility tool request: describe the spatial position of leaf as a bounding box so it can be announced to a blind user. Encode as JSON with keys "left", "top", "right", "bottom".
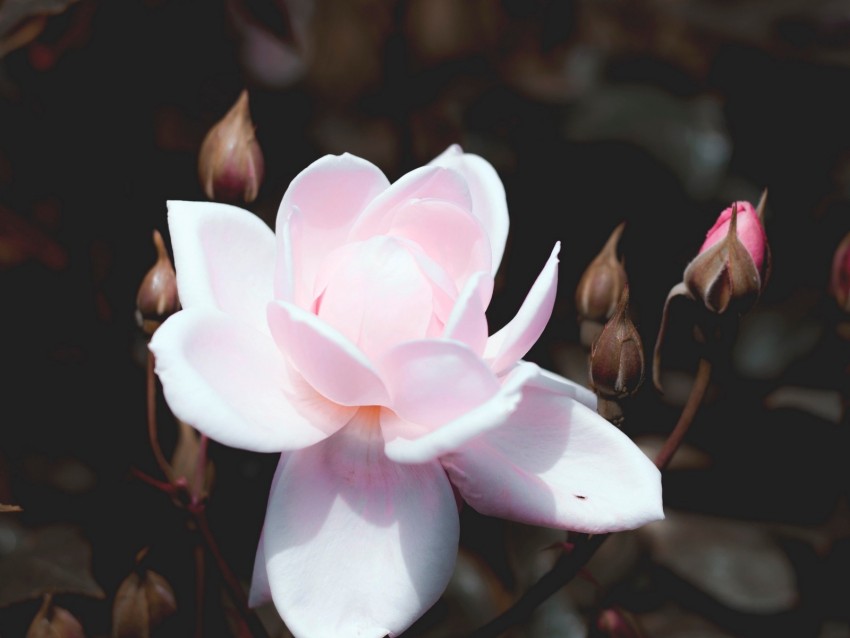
{"left": 639, "top": 512, "right": 797, "bottom": 614}
{"left": 0, "top": 504, "right": 22, "bottom": 513}
{"left": 0, "top": 523, "right": 105, "bottom": 608}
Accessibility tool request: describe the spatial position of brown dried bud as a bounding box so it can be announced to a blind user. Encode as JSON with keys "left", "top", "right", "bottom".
{"left": 830, "top": 232, "right": 850, "bottom": 313}
{"left": 136, "top": 230, "right": 179, "bottom": 336}
{"left": 112, "top": 567, "right": 177, "bottom": 638}
{"left": 576, "top": 222, "right": 627, "bottom": 322}
{"left": 590, "top": 286, "right": 645, "bottom": 399}
{"left": 683, "top": 202, "right": 765, "bottom": 315}
{"left": 198, "top": 90, "right": 265, "bottom": 204}
{"left": 27, "top": 595, "right": 85, "bottom": 638}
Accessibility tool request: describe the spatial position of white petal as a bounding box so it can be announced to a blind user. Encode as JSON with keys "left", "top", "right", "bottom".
{"left": 442, "top": 374, "right": 664, "bottom": 533}
{"left": 150, "top": 309, "right": 353, "bottom": 452}
{"left": 267, "top": 301, "right": 390, "bottom": 406}
{"left": 485, "top": 242, "right": 560, "bottom": 375}
{"left": 442, "top": 272, "right": 491, "bottom": 355}
{"left": 276, "top": 154, "right": 390, "bottom": 308}
{"left": 382, "top": 360, "right": 540, "bottom": 464}
{"left": 350, "top": 164, "right": 472, "bottom": 239}
{"left": 430, "top": 145, "right": 509, "bottom": 274}
{"left": 261, "top": 414, "right": 459, "bottom": 638}
{"left": 167, "top": 200, "right": 275, "bottom": 334}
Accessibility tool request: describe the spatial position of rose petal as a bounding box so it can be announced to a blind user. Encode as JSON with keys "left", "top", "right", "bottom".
{"left": 441, "top": 378, "right": 664, "bottom": 533}
{"left": 273, "top": 207, "right": 298, "bottom": 303}
{"left": 261, "top": 412, "right": 459, "bottom": 638}
{"left": 150, "top": 309, "right": 353, "bottom": 452}
{"left": 382, "top": 360, "right": 540, "bottom": 464}
{"left": 442, "top": 272, "right": 491, "bottom": 355}
{"left": 485, "top": 242, "right": 560, "bottom": 375}
{"left": 350, "top": 165, "right": 472, "bottom": 239}
{"left": 380, "top": 340, "right": 501, "bottom": 425}
{"left": 167, "top": 200, "right": 275, "bottom": 334}
{"left": 267, "top": 301, "right": 390, "bottom": 406}
{"left": 276, "top": 154, "right": 390, "bottom": 308}
{"left": 519, "top": 366, "right": 597, "bottom": 410}
{"left": 430, "top": 145, "right": 509, "bottom": 274}
{"left": 313, "top": 237, "right": 435, "bottom": 358}
{"left": 384, "top": 198, "right": 492, "bottom": 303}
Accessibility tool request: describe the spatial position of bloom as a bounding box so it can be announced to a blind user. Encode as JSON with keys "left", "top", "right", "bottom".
{"left": 150, "top": 145, "right": 663, "bottom": 637}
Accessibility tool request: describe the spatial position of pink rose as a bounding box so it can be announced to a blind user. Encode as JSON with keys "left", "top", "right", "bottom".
{"left": 698, "top": 201, "right": 767, "bottom": 273}
{"left": 150, "top": 145, "right": 663, "bottom": 638}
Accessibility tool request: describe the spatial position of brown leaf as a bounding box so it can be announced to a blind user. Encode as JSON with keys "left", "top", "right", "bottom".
{"left": 0, "top": 523, "right": 104, "bottom": 608}
{"left": 0, "top": 503, "right": 22, "bottom": 513}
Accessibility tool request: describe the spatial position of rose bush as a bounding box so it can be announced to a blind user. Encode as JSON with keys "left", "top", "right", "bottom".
{"left": 149, "top": 145, "right": 663, "bottom": 638}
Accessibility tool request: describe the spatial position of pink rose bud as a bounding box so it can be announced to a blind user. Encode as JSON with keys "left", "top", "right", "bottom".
{"left": 575, "top": 222, "right": 627, "bottom": 323}
{"left": 595, "top": 607, "right": 644, "bottom": 638}
{"left": 136, "top": 230, "right": 179, "bottom": 336}
{"left": 198, "top": 90, "right": 264, "bottom": 204}
{"left": 27, "top": 596, "right": 85, "bottom": 638}
{"left": 830, "top": 232, "right": 850, "bottom": 313}
{"left": 684, "top": 197, "right": 769, "bottom": 315}
{"left": 698, "top": 200, "right": 767, "bottom": 274}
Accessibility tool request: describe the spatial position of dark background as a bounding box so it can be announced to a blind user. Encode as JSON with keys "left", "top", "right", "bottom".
{"left": 2, "top": 0, "right": 850, "bottom": 635}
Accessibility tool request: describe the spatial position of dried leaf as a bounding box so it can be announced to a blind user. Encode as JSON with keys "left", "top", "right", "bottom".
{"left": 0, "top": 523, "right": 105, "bottom": 608}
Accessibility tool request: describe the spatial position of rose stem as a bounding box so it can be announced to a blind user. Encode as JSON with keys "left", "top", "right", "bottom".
{"left": 653, "top": 356, "right": 712, "bottom": 470}
{"left": 192, "top": 506, "right": 271, "bottom": 638}
{"left": 192, "top": 434, "right": 209, "bottom": 505}
{"left": 465, "top": 356, "right": 713, "bottom": 638}
{"left": 147, "top": 351, "right": 173, "bottom": 481}
{"left": 194, "top": 542, "right": 205, "bottom": 638}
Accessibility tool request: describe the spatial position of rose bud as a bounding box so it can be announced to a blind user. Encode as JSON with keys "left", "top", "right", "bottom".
{"left": 830, "top": 232, "right": 850, "bottom": 313}
{"left": 198, "top": 89, "right": 264, "bottom": 204}
{"left": 594, "top": 607, "right": 644, "bottom": 638}
{"left": 590, "top": 285, "right": 645, "bottom": 401}
{"left": 683, "top": 199, "right": 768, "bottom": 315}
{"left": 112, "top": 568, "right": 177, "bottom": 638}
{"left": 136, "top": 230, "right": 179, "bottom": 336}
{"left": 27, "top": 595, "right": 85, "bottom": 638}
{"left": 576, "top": 222, "right": 627, "bottom": 323}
